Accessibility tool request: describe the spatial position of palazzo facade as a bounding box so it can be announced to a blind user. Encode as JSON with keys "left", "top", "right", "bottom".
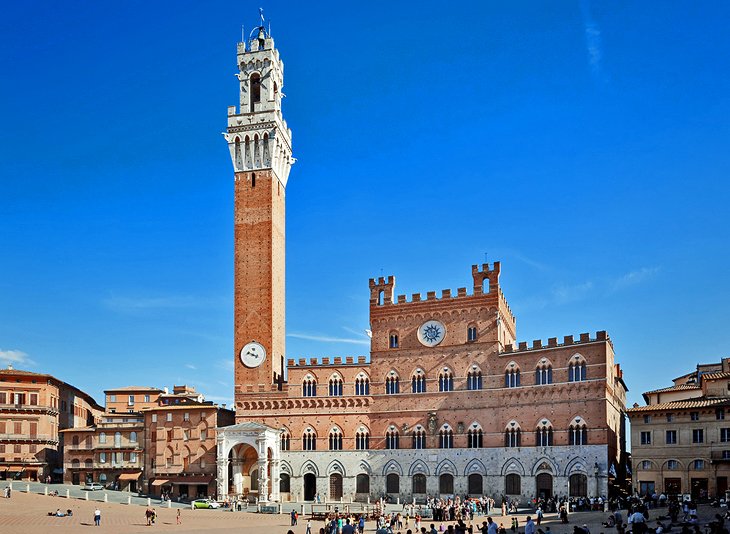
{"left": 217, "top": 20, "right": 628, "bottom": 503}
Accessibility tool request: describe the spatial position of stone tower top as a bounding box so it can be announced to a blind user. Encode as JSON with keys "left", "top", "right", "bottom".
{"left": 224, "top": 15, "right": 294, "bottom": 186}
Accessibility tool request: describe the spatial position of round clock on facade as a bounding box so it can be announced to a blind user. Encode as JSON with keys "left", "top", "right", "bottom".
{"left": 240, "top": 341, "right": 266, "bottom": 368}
{"left": 417, "top": 320, "right": 446, "bottom": 347}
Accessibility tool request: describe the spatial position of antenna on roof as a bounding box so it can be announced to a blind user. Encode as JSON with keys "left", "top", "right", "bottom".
{"left": 259, "top": 7, "right": 265, "bottom": 28}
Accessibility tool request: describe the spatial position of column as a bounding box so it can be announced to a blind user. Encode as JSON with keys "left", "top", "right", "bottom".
{"left": 256, "top": 457, "right": 268, "bottom": 503}
{"left": 271, "top": 458, "right": 281, "bottom": 502}
{"left": 216, "top": 453, "right": 229, "bottom": 500}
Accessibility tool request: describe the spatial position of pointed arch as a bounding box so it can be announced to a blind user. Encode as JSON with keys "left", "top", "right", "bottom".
{"left": 382, "top": 459, "right": 403, "bottom": 476}
{"left": 531, "top": 457, "right": 559, "bottom": 476}
{"left": 408, "top": 459, "right": 431, "bottom": 476}
{"left": 300, "top": 460, "right": 319, "bottom": 477}
{"left": 563, "top": 457, "right": 588, "bottom": 477}
{"left": 435, "top": 458, "right": 457, "bottom": 476}
{"left": 358, "top": 460, "right": 372, "bottom": 475}
{"left": 464, "top": 458, "right": 487, "bottom": 476}
{"left": 501, "top": 457, "right": 526, "bottom": 476}
{"left": 280, "top": 460, "right": 293, "bottom": 476}
{"left": 327, "top": 459, "right": 346, "bottom": 476}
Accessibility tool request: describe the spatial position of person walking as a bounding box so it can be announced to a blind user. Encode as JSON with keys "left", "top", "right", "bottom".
{"left": 176, "top": 509, "right": 181, "bottom": 525}
{"left": 94, "top": 508, "right": 101, "bottom": 526}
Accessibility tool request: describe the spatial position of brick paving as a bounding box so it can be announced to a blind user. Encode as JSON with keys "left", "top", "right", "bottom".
{"left": 0, "top": 491, "right": 724, "bottom": 534}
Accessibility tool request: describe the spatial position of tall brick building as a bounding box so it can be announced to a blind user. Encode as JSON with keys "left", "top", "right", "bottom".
{"left": 216, "top": 20, "right": 628, "bottom": 504}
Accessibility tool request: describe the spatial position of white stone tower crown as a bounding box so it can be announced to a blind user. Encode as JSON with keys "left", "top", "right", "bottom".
{"left": 225, "top": 25, "right": 294, "bottom": 185}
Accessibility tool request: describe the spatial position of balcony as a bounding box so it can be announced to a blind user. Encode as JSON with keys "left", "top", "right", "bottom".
{"left": 67, "top": 460, "right": 141, "bottom": 470}
{"left": 0, "top": 433, "right": 58, "bottom": 444}
{"left": 0, "top": 403, "right": 58, "bottom": 415}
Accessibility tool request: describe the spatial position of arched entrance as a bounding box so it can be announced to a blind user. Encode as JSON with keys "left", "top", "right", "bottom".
{"left": 468, "top": 473, "right": 483, "bottom": 495}
{"left": 569, "top": 473, "right": 587, "bottom": 497}
{"left": 215, "top": 422, "right": 281, "bottom": 502}
{"left": 329, "top": 473, "right": 343, "bottom": 499}
{"left": 304, "top": 473, "right": 317, "bottom": 501}
{"left": 536, "top": 473, "right": 553, "bottom": 499}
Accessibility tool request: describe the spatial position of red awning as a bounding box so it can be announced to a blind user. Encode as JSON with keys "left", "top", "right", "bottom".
{"left": 151, "top": 479, "right": 169, "bottom": 486}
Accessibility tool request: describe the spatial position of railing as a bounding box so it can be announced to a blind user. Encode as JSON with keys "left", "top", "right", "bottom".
{"left": 67, "top": 460, "right": 141, "bottom": 469}
{"left": 0, "top": 433, "right": 56, "bottom": 441}
{"left": 0, "top": 403, "right": 56, "bottom": 412}
{"left": 710, "top": 450, "right": 730, "bottom": 461}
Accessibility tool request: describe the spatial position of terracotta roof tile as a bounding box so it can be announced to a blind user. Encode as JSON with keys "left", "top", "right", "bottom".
{"left": 644, "top": 384, "right": 701, "bottom": 395}
{"left": 628, "top": 397, "right": 730, "bottom": 413}
{"left": 703, "top": 371, "right": 730, "bottom": 380}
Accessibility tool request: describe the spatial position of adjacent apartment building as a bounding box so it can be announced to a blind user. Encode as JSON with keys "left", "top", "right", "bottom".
{"left": 62, "top": 384, "right": 233, "bottom": 498}
{"left": 0, "top": 365, "right": 103, "bottom": 481}
{"left": 627, "top": 357, "right": 730, "bottom": 500}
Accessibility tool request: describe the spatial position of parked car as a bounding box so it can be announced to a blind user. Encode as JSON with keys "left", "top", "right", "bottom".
{"left": 82, "top": 482, "right": 104, "bottom": 491}
{"left": 193, "top": 498, "right": 221, "bottom": 509}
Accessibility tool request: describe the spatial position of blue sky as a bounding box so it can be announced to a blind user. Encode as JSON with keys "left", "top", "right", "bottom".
{"left": 1, "top": 1, "right": 729, "bottom": 409}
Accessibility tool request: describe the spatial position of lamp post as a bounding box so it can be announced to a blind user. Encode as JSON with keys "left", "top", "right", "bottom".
{"left": 594, "top": 463, "right": 600, "bottom": 497}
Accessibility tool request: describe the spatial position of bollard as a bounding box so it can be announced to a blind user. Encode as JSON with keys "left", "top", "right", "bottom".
{"left": 367, "top": 496, "right": 370, "bottom": 504}
{"left": 128, "top": 496, "right": 131, "bottom": 505}
{"left": 85, "top": 491, "right": 89, "bottom": 500}
{"left": 396, "top": 497, "right": 400, "bottom": 505}
{"left": 66, "top": 489, "right": 70, "bottom": 498}
{"left": 191, "top": 501, "right": 195, "bottom": 510}
{"left": 301, "top": 503, "right": 305, "bottom": 516}
{"left": 44, "top": 486, "right": 48, "bottom": 496}
{"left": 26, "top": 483, "right": 30, "bottom": 493}
{"left": 104, "top": 493, "right": 108, "bottom": 502}
{"left": 147, "top": 497, "right": 151, "bottom": 506}
{"left": 167, "top": 499, "right": 171, "bottom": 508}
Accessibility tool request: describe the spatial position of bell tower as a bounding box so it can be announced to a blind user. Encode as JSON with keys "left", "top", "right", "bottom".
{"left": 225, "top": 20, "right": 294, "bottom": 412}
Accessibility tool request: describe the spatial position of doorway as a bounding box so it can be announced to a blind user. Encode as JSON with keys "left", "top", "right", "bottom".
{"left": 329, "top": 473, "right": 343, "bottom": 500}
{"left": 536, "top": 473, "right": 553, "bottom": 499}
{"left": 304, "top": 473, "right": 317, "bottom": 501}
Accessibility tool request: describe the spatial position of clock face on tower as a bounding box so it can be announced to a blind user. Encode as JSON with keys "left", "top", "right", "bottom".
{"left": 240, "top": 341, "right": 266, "bottom": 368}
{"left": 417, "top": 320, "right": 446, "bottom": 347}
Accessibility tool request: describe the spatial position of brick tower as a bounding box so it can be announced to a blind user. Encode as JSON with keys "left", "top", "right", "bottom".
{"left": 225, "top": 23, "right": 294, "bottom": 417}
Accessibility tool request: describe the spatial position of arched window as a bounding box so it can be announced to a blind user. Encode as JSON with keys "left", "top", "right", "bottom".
{"left": 569, "top": 355, "right": 587, "bottom": 382}
{"left": 114, "top": 432, "right": 122, "bottom": 447}
{"left": 389, "top": 333, "right": 399, "bottom": 349}
{"left": 468, "top": 424, "right": 483, "bottom": 448}
{"left": 482, "top": 278, "right": 490, "bottom": 294}
{"left": 99, "top": 432, "right": 106, "bottom": 444}
{"left": 505, "top": 363, "right": 520, "bottom": 388}
{"left": 302, "top": 428, "right": 317, "bottom": 451}
{"left": 667, "top": 460, "right": 679, "bottom": 470}
{"left": 250, "top": 73, "right": 261, "bottom": 111}
{"left": 355, "top": 428, "right": 370, "bottom": 450}
{"left": 535, "top": 359, "right": 553, "bottom": 385}
{"left": 412, "top": 473, "right": 427, "bottom": 494}
{"left": 386, "top": 427, "right": 399, "bottom": 450}
{"left": 505, "top": 473, "right": 521, "bottom": 495}
{"left": 354, "top": 374, "right": 370, "bottom": 396}
{"left": 439, "top": 425, "right": 454, "bottom": 449}
{"left": 280, "top": 473, "right": 291, "bottom": 493}
{"left": 505, "top": 423, "right": 521, "bottom": 447}
{"left": 385, "top": 373, "right": 400, "bottom": 395}
{"left": 130, "top": 431, "right": 137, "bottom": 443}
{"left": 535, "top": 421, "right": 553, "bottom": 447}
{"left": 569, "top": 419, "right": 588, "bottom": 445}
{"left": 468, "top": 473, "right": 483, "bottom": 495}
{"left": 467, "top": 367, "right": 482, "bottom": 390}
{"left": 234, "top": 137, "right": 242, "bottom": 169}
{"left": 439, "top": 473, "right": 454, "bottom": 494}
{"left": 329, "top": 428, "right": 343, "bottom": 451}
{"left": 412, "top": 369, "right": 426, "bottom": 393}
{"left": 328, "top": 375, "right": 343, "bottom": 397}
{"left": 386, "top": 473, "right": 399, "bottom": 494}
{"left": 250, "top": 468, "right": 259, "bottom": 491}
{"left": 438, "top": 368, "right": 454, "bottom": 392}
{"left": 467, "top": 325, "right": 478, "bottom": 342}
{"left": 356, "top": 474, "right": 370, "bottom": 494}
{"left": 412, "top": 426, "right": 427, "bottom": 449}
{"left": 569, "top": 473, "right": 587, "bottom": 497}
{"left": 280, "top": 430, "right": 291, "bottom": 451}
{"left": 302, "top": 375, "right": 317, "bottom": 397}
